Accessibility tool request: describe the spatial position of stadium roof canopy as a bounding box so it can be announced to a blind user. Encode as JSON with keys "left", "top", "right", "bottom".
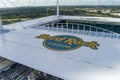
{"left": 0, "top": 15, "right": 120, "bottom": 80}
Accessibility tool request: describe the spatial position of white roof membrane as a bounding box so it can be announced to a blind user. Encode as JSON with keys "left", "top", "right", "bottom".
{"left": 0, "top": 16, "right": 120, "bottom": 80}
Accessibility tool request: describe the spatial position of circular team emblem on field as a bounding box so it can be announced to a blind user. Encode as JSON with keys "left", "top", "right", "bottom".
{"left": 36, "top": 34, "right": 100, "bottom": 51}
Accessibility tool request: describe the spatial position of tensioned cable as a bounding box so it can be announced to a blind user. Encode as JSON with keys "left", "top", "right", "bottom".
{"left": 1, "top": 0, "right": 8, "bottom": 8}
{"left": 3, "top": 0, "right": 44, "bottom": 29}
{"left": 6, "top": 0, "right": 18, "bottom": 7}
{"left": 2, "top": 0, "right": 27, "bottom": 29}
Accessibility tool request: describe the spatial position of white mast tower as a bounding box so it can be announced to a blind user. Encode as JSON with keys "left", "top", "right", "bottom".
{"left": 57, "top": 0, "right": 59, "bottom": 16}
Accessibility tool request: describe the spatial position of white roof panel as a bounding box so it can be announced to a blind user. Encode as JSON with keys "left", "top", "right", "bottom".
{"left": 59, "top": 15, "right": 120, "bottom": 25}
{"left": 0, "top": 16, "right": 120, "bottom": 80}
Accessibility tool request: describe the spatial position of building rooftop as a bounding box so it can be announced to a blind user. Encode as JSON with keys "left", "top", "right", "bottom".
{"left": 0, "top": 15, "right": 120, "bottom": 80}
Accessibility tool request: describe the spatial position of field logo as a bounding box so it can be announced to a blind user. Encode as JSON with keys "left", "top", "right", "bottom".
{"left": 36, "top": 34, "right": 100, "bottom": 51}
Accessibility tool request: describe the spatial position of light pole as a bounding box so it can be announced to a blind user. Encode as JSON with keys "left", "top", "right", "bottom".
{"left": 57, "top": 0, "right": 59, "bottom": 16}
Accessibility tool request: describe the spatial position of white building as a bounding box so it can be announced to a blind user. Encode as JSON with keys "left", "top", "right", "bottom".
{"left": 111, "top": 13, "right": 120, "bottom": 16}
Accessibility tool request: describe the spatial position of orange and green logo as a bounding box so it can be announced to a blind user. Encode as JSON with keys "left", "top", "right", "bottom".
{"left": 36, "top": 34, "right": 100, "bottom": 51}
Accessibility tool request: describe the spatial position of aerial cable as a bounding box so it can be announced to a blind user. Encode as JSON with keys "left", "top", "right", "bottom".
{"left": 31, "top": 0, "right": 37, "bottom": 6}
{"left": 1, "top": 0, "right": 8, "bottom": 8}
{"left": 6, "top": 0, "right": 19, "bottom": 7}
{"left": 4, "top": 0, "right": 29, "bottom": 29}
